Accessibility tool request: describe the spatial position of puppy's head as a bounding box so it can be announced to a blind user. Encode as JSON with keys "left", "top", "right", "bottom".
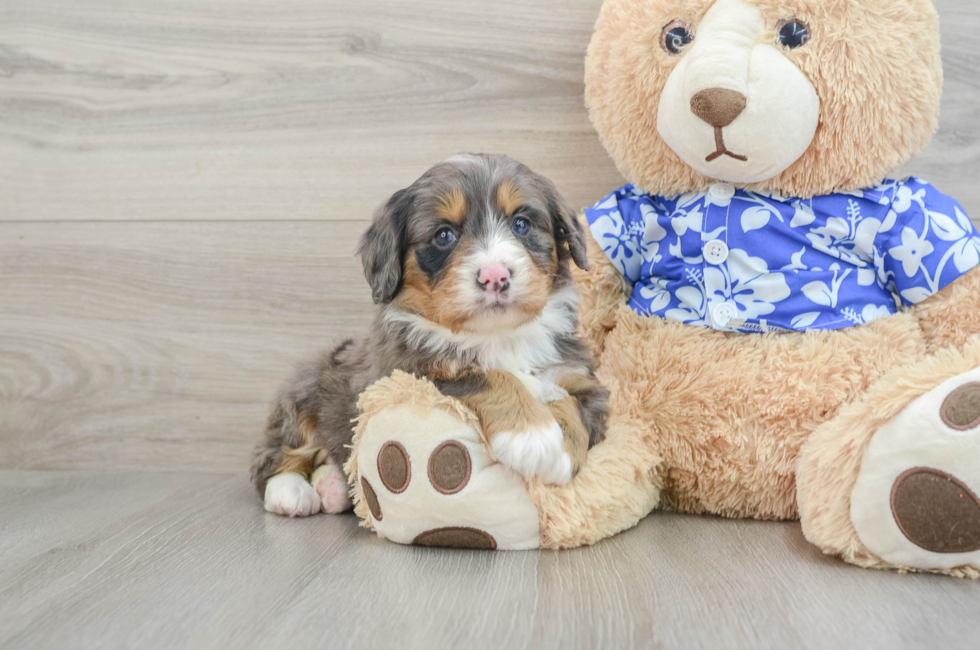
{"left": 358, "top": 154, "right": 587, "bottom": 333}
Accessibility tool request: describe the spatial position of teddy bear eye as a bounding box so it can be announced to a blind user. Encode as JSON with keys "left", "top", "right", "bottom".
{"left": 778, "top": 20, "right": 810, "bottom": 49}
{"left": 661, "top": 20, "right": 694, "bottom": 55}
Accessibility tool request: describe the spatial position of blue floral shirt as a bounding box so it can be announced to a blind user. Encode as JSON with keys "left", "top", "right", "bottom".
{"left": 584, "top": 178, "right": 980, "bottom": 333}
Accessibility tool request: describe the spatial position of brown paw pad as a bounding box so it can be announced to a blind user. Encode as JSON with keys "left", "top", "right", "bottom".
{"left": 890, "top": 467, "right": 980, "bottom": 553}
{"left": 361, "top": 477, "right": 382, "bottom": 521}
{"left": 941, "top": 382, "right": 980, "bottom": 431}
{"left": 427, "top": 440, "right": 471, "bottom": 495}
{"left": 413, "top": 527, "right": 497, "bottom": 550}
{"left": 377, "top": 441, "right": 410, "bottom": 493}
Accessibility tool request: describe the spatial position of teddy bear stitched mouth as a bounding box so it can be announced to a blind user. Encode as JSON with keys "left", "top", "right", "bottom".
{"left": 690, "top": 88, "right": 749, "bottom": 163}
{"left": 706, "top": 127, "right": 748, "bottom": 163}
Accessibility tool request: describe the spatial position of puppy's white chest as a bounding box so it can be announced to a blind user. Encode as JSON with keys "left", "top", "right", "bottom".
{"left": 473, "top": 342, "right": 567, "bottom": 403}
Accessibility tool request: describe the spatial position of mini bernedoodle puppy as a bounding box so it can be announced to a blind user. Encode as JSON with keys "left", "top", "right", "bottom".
{"left": 251, "top": 153, "right": 609, "bottom": 517}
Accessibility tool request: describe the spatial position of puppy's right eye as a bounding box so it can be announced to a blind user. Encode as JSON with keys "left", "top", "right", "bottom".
{"left": 433, "top": 227, "right": 457, "bottom": 249}
{"left": 511, "top": 218, "right": 530, "bottom": 237}
{"left": 661, "top": 20, "right": 693, "bottom": 55}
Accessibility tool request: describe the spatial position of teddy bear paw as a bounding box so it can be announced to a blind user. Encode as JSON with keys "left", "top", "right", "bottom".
{"left": 354, "top": 404, "right": 541, "bottom": 549}
{"left": 851, "top": 368, "right": 980, "bottom": 571}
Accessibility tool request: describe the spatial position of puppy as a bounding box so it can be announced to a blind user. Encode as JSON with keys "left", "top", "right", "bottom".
{"left": 251, "top": 153, "right": 609, "bottom": 517}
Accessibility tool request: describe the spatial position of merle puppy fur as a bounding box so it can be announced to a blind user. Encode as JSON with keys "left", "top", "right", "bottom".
{"left": 252, "top": 153, "right": 609, "bottom": 517}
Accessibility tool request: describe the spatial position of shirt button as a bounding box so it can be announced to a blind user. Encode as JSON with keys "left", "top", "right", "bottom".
{"left": 704, "top": 240, "right": 729, "bottom": 265}
{"left": 712, "top": 302, "right": 738, "bottom": 328}
{"left": 709, "top": 182, "right": 736, "bottom": 200}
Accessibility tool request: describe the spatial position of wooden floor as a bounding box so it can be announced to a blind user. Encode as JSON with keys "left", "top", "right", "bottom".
{"left": 1, "top": 471, "right": 978, "bottom": 650}
{"left": 2, "top": 0, "right": 979, "bottom": 475}
{"left": 2, "top": 0, "right": 980, "bottom": 647}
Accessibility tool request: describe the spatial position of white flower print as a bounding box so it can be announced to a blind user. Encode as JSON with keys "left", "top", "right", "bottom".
{"left": 802, "top": 263, "right": 852, "bottom": 308}
{"left": 951, "top": 236, "right": 980, "bottom": 273}
{"left": 862, "top": 304, "right": 892, "bottom": 323}
{"left": 590, "top": 212, "right": 640, "bottom": 277}
{"left": 664, "top": 269, "right": 708, "bottom": 325}
{"left": 638, "top": 203, "right": 668, "bottom": 260}
{"left": 839, "top": 303, "right": 893, "bottom": 326}
{"left": 805, "top": 200, "right": 879, "bottom": 266}
{"left": 892, "top": 185, "right": 926, "bottom": 214}
{"left": 955, "top": 206, "right": 976, "bottom": 235}
{"left": 781, "top": 247, "right": 807, "bottom": 272}
{"left": 789, "top": 200, "right": 816, "bottom": 228}
{"left": 705, "top": 248, "right": 791, "bottom": 320}
{"left": 741, "top": 205, "right": 776, "bottom": 232}
{"left": 670, "top": 206, "right": 704, "bottom": 237}
{"left": 665, "top": 286, "right": 708, "bottom": 325}
{"left": 889, "top": 227, "right": 935, "bottom": 278}
{"left": 791, "top": 312, "right": 821, "bottom": 329}
{"left": 584, "top": 178, "right": 977, "bottom": 334}
{"left": 638, "top": 277, "right": 672, "bottom": 313}
{"left": 929, "top": 210, "right": 968, "bottom": 242}
{"left": 857, "top": 268, "right": 877, "bottom": 286}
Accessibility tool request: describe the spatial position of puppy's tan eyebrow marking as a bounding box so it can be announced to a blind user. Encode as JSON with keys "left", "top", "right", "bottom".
{"left": 436, "top": 188, "right": 467, "bottom": 224}
{"left": 496, "top": 180, "right": 524, "bottom": 216}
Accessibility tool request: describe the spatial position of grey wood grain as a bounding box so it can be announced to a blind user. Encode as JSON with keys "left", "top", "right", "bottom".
{"left": 0, "top": 0, "right": 979, "bottom": 475}
{"left": 0, "top": 471, "right": 978, "bottom": 650}
{"left": 0, "top": 221, "right": 372, "bottom": 472}
{"left": 0, "top": 0, "right": 621, "bottom": 222}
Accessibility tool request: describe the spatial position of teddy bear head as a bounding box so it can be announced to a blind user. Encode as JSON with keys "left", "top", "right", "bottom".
{"left": 585, "top": 0, "right": 943, "bottom": 199}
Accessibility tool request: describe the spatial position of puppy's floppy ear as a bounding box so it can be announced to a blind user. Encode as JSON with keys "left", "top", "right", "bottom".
{"left": 357, "top": 188, "right": 413, "bottom": 304}
{"left": 537, "top": 174, "right": 589, "bottom": 271}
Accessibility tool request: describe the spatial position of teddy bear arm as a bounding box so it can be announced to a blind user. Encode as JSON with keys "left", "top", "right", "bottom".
{"left": 571, "top": 215, "right": 629, "bottom": 358}
{"left": 914, "top": 265, "right": 980, "bottom": 352}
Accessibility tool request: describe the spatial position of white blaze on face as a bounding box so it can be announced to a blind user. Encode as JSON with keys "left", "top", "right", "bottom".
{"left": 454, "top": 218, "right": 536, "bottom": 332}
{"left": 657, "top": 0, "right": 820, "bottom": 183}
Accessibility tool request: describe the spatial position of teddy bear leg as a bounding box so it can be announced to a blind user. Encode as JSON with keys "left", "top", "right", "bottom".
{"left": 346, "top": 372, "right": 541, "bottom": 550}
{"left": 797, "top": 336, "right": 980, "bottom": 576}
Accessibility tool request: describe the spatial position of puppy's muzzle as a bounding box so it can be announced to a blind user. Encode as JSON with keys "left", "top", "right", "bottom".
{"left": 477, "top": 264, "right": 511, "bottom": 298}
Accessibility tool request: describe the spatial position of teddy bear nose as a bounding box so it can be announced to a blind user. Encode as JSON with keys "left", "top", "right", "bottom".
{"left": 690, "top": 88, "right": 747, "bottom": 128}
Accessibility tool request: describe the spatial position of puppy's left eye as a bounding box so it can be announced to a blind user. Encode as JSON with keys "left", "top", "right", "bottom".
{"left": 433, "top": 227, "right": 457, "bottom": 249}
{"left": 511, "top": 217, "right": 530, "bottom": 237}
{"left": 778, "top": 20, "right": 810, "bottom": 49}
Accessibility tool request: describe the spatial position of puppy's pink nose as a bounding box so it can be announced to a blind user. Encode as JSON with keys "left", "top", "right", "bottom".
{"left": 478, "top": 265, "right": 511, "bottom": 292}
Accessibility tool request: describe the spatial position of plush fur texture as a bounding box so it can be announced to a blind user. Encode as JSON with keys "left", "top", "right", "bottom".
{"left": 342, "top": 0, "right": 980, "bottom": 576}
{"left": 572, "top": 237, "right": 980, "bottom": 571}
{"left": 585, "top": 0, "right": 942, "bottom": 198}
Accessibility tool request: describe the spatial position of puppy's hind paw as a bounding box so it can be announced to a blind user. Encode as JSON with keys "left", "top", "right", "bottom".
{"left": 264, "top": 472, "right": 321, "bottom": 517}
{"left": 491, "top": 420, "right": 573, "bottom": 486}
{"left": 312, "top": 463, "right": 352, "bottom": 514}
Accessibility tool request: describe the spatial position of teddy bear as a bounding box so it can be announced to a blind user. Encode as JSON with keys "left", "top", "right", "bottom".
{"left": 344, "top": 0, "right": 980, "bottom": 576}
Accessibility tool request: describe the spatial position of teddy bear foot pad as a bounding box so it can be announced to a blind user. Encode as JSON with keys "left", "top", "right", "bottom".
{"left": 851, "top": 368, "right": 980, "bottom": 570}
{"left": 353, "top": 403, "right": 541, "bottom": 550}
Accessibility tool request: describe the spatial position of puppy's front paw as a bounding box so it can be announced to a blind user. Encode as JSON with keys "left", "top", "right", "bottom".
{"left": 491, "top": 420, "right": 573, "bottom": 485}
{"left": 311, "top": 463, "right": 352, "bottom": 514}
{"left": 264, "top": 472, "right": 321, "bottom": 517}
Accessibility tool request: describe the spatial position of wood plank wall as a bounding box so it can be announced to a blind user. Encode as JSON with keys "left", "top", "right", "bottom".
{"left": 1, "top": 0, "right": 978, "bottom": 473}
